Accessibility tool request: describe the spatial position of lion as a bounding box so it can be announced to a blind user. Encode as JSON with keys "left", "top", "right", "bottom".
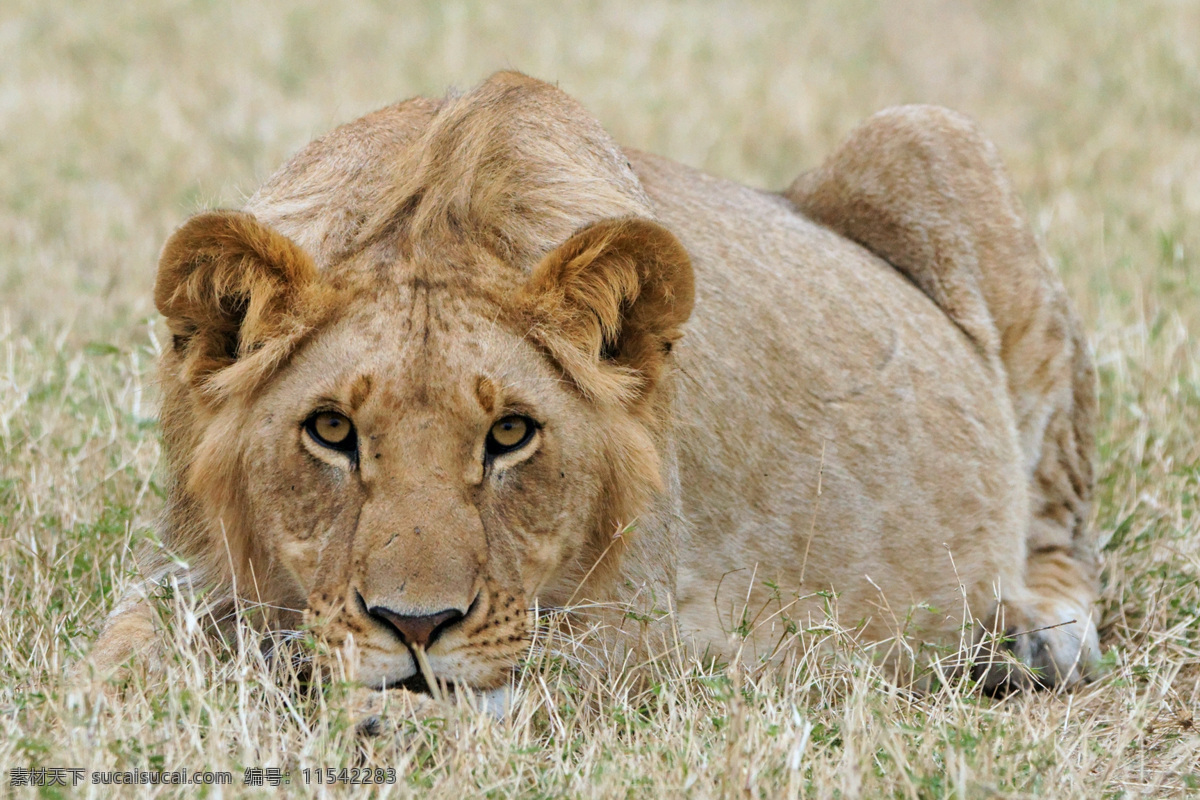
{"left": 88, "top": 71, "right": 1101, "bottom": 704}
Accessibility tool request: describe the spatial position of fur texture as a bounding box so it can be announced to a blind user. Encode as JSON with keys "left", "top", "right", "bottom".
{"left": 89, "top": 72, "right": 1100, "bottom": 694}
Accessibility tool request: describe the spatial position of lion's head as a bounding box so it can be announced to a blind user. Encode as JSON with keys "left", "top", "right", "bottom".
{"left": 151, "top": 74, "right": 694, "bottom": 691}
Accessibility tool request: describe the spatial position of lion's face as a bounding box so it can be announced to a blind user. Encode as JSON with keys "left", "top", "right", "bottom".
{"left": 153, "top": 212, "right": 692, "bottom": 692}
{"left": 243, "top": 280, "right": 614, "bottom": 689}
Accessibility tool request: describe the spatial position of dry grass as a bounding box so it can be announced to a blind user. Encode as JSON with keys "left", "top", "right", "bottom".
{"left": 2, "top": 1, "right": 1199, "bottom": 796}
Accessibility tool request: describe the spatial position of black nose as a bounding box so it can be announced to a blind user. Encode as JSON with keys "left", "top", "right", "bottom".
{"left": 366, "top": 605, "right": 464, "bottom": 649}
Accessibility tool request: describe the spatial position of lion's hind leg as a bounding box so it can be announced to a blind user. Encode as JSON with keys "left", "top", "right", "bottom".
{"left": 786, "top": 105, "right": 1101, "bottom": 688}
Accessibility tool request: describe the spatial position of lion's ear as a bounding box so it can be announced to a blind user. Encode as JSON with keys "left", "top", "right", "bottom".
{"left": 156, "top": 210, "right": 318, "bottom": 387}
{"left": 519, "top": 217, "right": 694, "bottom": 406}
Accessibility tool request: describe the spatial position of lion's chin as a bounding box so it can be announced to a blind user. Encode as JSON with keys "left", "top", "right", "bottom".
{"left": 370, "top": 671, "right": 514, "bottom": 718}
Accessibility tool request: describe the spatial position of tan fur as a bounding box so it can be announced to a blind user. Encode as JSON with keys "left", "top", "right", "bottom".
{"left": 89, "top": 72, "right": 1100, "bottom": 694}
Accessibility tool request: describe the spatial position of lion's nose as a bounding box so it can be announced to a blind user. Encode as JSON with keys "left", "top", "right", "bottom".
{"left": 366, "top": 605, "right": 465, "bottom": 649}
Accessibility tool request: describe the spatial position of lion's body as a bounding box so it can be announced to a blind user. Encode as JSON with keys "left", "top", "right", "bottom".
{"left": 632, "top": 151, "right": 1027, "bottom": 657}
{"left": 90, "top": 73, "right": 1100, "bottom": 695}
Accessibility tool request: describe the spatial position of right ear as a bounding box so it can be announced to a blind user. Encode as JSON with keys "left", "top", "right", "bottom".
{"left": 156, "top": 210, "right": 319, "bottom": 388}
{"left": 518, "top": 217, "right": 694, "bottom": 407}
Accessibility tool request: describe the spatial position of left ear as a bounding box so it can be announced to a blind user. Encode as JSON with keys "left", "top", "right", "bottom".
{"left": 518, "top": 217, "right": 695, "bottom": 406}
{"left": 155, "top": 210, "right": 325, "bottom": 396}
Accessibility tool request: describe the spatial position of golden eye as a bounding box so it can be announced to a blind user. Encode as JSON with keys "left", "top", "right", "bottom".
{"left": 486, "top": 415, "right": 535, "bottom": 456}
{"left": 306, "top": 411, "right": 357, "bottom": 452}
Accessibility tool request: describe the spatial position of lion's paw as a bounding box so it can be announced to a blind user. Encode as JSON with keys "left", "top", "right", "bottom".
{"left": 348, "top": 685, "right": 514, "bottom": 737}
{"left": 346, "top": 687, "right": 445, "bottom": 736}
{"left": 977, "top": 597, "right": 1101, "bottom": 692}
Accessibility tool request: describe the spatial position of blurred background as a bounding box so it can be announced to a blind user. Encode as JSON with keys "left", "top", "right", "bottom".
{"left": 2, "top": 0, "right": 1196, "bottom": 336}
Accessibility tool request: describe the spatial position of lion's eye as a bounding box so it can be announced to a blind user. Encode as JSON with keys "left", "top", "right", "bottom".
{"left": 486, "top": 415, "right": 535, "bottom": 456}
{"left": 306, "top": 411, "right": 357, "bottom": 453}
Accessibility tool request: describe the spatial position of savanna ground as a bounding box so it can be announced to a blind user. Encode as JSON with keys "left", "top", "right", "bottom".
{"left": 2, "top": 1, "right": 1198, "bottom": 797}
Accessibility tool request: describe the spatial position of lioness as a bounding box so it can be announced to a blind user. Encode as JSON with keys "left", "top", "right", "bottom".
{"left": 90, "top": 72, "right": 1100, "bottom": 701}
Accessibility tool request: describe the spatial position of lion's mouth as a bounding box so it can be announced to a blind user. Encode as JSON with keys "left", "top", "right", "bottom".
{"left": 390, "top": 671, "right": 440, "bottom": 695}
{"left": 379, "top": 669, "right": 514, "bottom": 717}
